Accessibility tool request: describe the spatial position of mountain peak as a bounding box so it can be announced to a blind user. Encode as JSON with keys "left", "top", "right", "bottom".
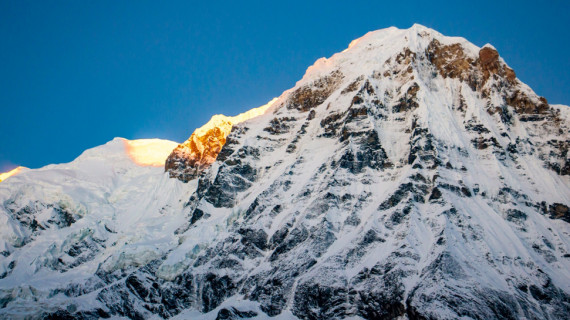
{"left": 298, "top": 24, "right": 477, "bottom": 86}
{"left": 1, "top": 25, "right": 569, "bottom": 319}
{"left": 166, "top": 24, "right": 564, "bottom": 183}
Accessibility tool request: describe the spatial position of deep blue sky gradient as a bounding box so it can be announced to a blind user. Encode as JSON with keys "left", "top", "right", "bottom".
{"left": 1, "top": 1, "right": 569, "bottom": 170}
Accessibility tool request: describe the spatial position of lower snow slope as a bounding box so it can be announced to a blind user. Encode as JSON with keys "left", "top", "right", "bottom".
{"left": 0, "top": 138, "right": 197, "bottom": 316}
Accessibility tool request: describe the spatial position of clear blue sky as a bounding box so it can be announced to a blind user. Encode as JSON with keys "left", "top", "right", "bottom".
{"left": 1, "top": 0, "right": 569, "bottom": 170}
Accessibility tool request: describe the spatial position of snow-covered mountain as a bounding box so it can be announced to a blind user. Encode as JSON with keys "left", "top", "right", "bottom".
{"left": 1, "top": 24, "right": 569, "bottom": 319}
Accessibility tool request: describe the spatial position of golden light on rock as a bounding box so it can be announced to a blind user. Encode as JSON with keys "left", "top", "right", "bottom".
{"left": 185, "top": 97, "right": 279, "bottom": 163}
{"left": 165, "top": 98, "right": 278, "bottom": 181}
{"left": 0, "top": 166, "right": 25, "bottom": 183}
{"left": 124, "top": 139, "right": 179, "bottom": 167}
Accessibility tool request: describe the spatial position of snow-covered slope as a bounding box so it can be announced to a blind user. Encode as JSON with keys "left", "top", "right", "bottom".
{"left": 1, "top": 25, "right": 570, "bottom": 319}
{"left": 0, "top": 138, "right": 196, "bottom": 317}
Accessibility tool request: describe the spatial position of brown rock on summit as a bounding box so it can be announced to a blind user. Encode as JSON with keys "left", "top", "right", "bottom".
{"left": 479, "top": 47, "right": 500, "bottom": 70}
{"left": 426, "top": 39, "right": 474, "bottom": 81}
{"left": 479, "top": 46, "right": 517, "bottom": 83}
{"left": 165, "top": 124, "right": 232, "bottom": 182}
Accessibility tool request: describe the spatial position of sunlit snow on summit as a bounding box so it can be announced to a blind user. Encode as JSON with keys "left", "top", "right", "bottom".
{"left": 0, "top": 166, "right": 25, "bottom": 183}
{"left": 124, "top": 139, "right": 179, "bottom": 167}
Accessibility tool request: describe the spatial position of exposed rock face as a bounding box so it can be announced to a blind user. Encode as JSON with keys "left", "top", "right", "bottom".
{"left": 165, "top": 119, "right": 233, "bottom": 182}
{"left": 549, "top": 203, "right": 570, "bottom": 223}
{"left": 427, "top": 39, "right": 474, "bottom": 81}
{"left": 0, "top": 25, "right": 569, "bottom": 320}
{"left": 478, "top": 46, "right": 516, "bottom": 82}
{"left": 479, "top": 46, "right": 502, "bottom": 78}
{"left": 165, "top": 99, "right": 277, "bottom": 182}
{"left": 288, "top": 70, "right": 344, "bottom": 112}
{"left": 427, "top": 40, "right": 516, "bottom": 88}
